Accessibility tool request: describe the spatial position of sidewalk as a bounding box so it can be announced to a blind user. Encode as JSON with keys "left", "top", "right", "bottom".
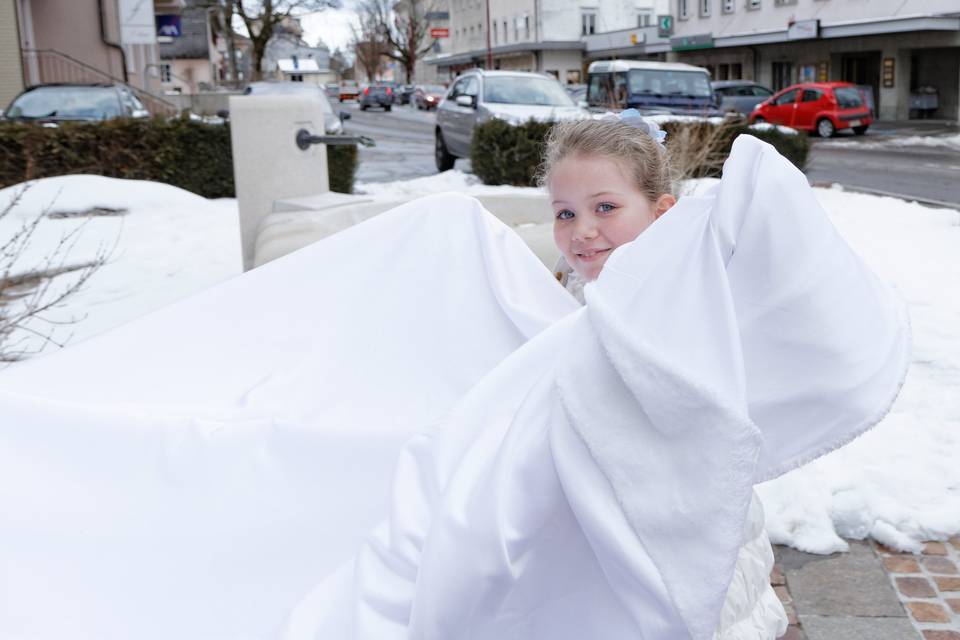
{"left": 773, "top": 538, "right": 960, "bottom": 639}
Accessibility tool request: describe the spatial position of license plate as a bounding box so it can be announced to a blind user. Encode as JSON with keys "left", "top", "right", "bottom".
{"left": 849, "top": 119, "right": 861, "bottom": 127}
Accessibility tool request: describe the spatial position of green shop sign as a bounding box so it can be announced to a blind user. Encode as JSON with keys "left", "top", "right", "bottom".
{"left": 670, "top": 34, "right": 714, "bottom": 51}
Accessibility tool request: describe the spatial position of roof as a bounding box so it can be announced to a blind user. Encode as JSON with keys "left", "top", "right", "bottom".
{"left": 278, "top": 58, "right": 323, "bottom": 73}
{"left": 587, "top": 60, "right": 709, "bottom": 74}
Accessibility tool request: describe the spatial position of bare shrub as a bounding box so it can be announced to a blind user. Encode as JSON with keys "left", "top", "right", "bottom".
{"left": 0, "top": 185, "right": 110, "bottom": 363}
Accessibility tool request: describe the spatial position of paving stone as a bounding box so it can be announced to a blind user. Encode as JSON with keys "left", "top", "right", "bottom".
{"left": 771, "top": 565, "right": 785, "bottom": 586}
{"left": 783, "top": 602, "right": 798, "bottom": 626}
{"left": 875, "top": 542, "right": 900, "bottom": 555}
{"left": 799, "top": 615, "right": 919, "bottom": 640}
{"left": 923, "top": 631, "right": 960, "bottom": 640}
{"left": 923, "top": 556, "right": 959, "bottom": 575}
{"left": 780, "top": 626, "right": 809, "bottom": 640}
{"left": 778, "top": 541, "right": 906, "bottom": 617}
{"left": 935, "top": 577, "right": 960, "bottom": 592}
{"left": 924, "top": 542, "right": 950, "bottom": 556}
{"left": 884, "top": 555, "right": 922, "bottom": 573}
{"left": 907, "top": 601, "right": 951, "bottom": 623}
{"left": 896, "top": 576, "right": 937, "bottom": 598}
{"left": 947, "top": 597, "right": 960, "bottom": 614}
{"left": 775, "top": 585, "right": 792, "bottom": 604}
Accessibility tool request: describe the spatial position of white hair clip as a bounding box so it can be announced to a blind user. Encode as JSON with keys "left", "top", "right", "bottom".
{"left": 599, "top": 108, "right": 668, "bottom": 147}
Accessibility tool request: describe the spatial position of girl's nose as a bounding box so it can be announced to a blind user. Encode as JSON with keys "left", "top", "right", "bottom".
{"left": 573, "top": 218, "right": 598, "bottom": 241}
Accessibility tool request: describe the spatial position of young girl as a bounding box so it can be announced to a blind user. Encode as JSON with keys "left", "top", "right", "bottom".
{"left": 543, "top": 114, "right": 789, "bottom": 639}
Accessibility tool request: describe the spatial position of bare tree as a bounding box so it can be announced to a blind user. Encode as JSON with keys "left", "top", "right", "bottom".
{"left": 350, "top": 4, "right": 390, "bottom": 82}
{"left": 363, "top": 0, "right": 438, "bottom": 83}
{"left": 0, "top": 188, "right": 109, "bottom": 363}
{"left": 233, "top": 0, "right": 340, "bottom": 81}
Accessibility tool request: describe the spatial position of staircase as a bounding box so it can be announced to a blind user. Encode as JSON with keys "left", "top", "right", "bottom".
{"left": 20, "top": 49, "right": 179, "bottom": 117}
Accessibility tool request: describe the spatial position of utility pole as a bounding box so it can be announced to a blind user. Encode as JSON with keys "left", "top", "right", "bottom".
{"left": 484, "top": 0, "right": 492, "bottom": 69}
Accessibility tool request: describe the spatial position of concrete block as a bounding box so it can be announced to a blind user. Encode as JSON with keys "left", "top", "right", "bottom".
{"left": 777, "top": 541, "right": 906, "bottom": 617}
{"left": 799, "top": 615, "right": 918, "bottom": 640}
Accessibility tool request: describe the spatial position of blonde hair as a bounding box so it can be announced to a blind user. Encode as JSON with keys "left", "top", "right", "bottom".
{"left": 538, "top": 119, "right": 675, "bottom": 202}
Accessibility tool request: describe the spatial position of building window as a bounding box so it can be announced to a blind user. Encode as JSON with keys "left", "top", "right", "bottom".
{"left": 503, "top": 20, "right": 508, "bottom": 42}
{"left": 747, "top": 0, "right": 760, "bottom": 9}
{"left": 566, "top": 69, "right": 581, "bottom": 84}
{"left": 717, "top": 63, "right": 729, "bottom": 80}
{"left": 731, "top": 62, "right": 742, "bottom": 78}
{"left": 546, "top": 69, "right": 559, "bottom": 79}
{"left": 722, "top": 0, "right": 734, "bottom": 13}
{"left": 772, "top": 61, "right": 793, "bottom": 91}
{"left": 493, "top": 21, "right": 498, "bottom": 44}
{"left": 581, "top": 11, "right": 597, "bottom": 35}
{"left": 514, "top": 16, "right": 519, "bottom": 40}
{"left": 524, "top": 14, "right": 530, "bottom": 39}
{"left": 637, "top": 9, "right": 653, "bottom": 26}
{"left": 699, "top": 0, "right": 710, "bottom": 17}
{"left": 774, "top": 0, "right": 796, "bottom": 5}
{"left": 290, "top": 74, "right": 303, "bottom": 82}
{"left": 159, "top": 63, "right": 172, "bottom": 83}
{"left": 679, "top": 0, "right": 690, "bottom": 20}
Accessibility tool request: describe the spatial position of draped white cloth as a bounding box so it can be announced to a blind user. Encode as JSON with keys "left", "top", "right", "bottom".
{"left": 0, "top": 136, "right": 908, "bottom": 640}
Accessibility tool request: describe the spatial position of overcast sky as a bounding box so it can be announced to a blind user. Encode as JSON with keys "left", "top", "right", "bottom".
{"left": 300, "top": 5, "right": 360, "bottom": 55}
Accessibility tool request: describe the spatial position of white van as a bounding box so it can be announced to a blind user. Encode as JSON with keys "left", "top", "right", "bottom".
{"left": 586, "top": 60, "right": 723, "bottom": 116}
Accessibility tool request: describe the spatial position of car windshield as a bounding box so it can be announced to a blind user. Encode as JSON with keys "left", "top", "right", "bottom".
{"left": 483, "top": 77, "right": 574, "bottom": 106}
{"left": 6, "top": 86, "right": 121, "bottom": 119}
{"left": 834, "top": 87, "right": 863, "bottom": 108}
{"left": 628, "top": 69, "right": 713, "bottom": 98}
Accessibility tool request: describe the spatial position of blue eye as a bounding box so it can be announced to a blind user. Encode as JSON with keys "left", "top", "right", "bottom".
{"left": 556, "top": 209, "right": 575, "bottom": 220}
{"left": 597, "top": 202, "right": 616, "bottom": 213}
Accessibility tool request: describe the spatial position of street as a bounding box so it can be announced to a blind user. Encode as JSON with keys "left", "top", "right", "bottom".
{"left": 342, "top": 100, "right": 960, "bottom": 208}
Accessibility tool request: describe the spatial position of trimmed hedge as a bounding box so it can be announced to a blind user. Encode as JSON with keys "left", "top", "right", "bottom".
{"left": 0, "top": 118, "right": 358, "bottom": 197}
{"left": 470, "top": 117, "right": 811, "bottom": 187}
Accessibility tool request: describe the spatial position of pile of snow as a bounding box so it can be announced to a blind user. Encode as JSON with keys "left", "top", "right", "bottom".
{"left": 820, "top": 132, "right": 960, "bottom": 151}
{"left": 0, "top": 175, "right": 241, "bottom": 358}
{"left": 1, "top": 171, "right": 957, "bottom": 554}
{"left": 748, "top": 121, "right": 799, "bottom": 136}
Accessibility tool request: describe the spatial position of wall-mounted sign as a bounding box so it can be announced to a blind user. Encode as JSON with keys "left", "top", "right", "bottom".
{"left": 430, "top": 27, "right": 450, "bottom": 38}
{"left": 156, "top": 15, "right": 182, "bottom": 38}
{"left": 882, "top": 57, "right": 895, "bottom": 88}
{"left": 787, "top": 19, "right": 819, "bottom": 40}
{"left": 629, "top": 32, "right": 646, "bottom": 45}
{"left": 120, "top": 0, "right": 157, "bottom": 44}
{"left": 657, "top": 15, "right": 674, "bottom": 38}
{"left": 670, "top": 33, "right": 713, "bottom": 51}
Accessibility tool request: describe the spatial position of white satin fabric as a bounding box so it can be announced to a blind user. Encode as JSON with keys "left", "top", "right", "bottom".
{"left": 0, "top": 136, "right": 908, "bottom": 640}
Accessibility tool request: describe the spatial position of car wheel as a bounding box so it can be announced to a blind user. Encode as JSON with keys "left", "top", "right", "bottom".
{"left": 752, "top": 116, "right": 766, "bottom": 124}
{"left": 385, "top": 105, "right": 392, "bottom": 112}
{"left": 853, "top": 125, "right": 869, "bottom": 136}
{"left": 816, "top": 118, "right": 836, "bottom": 138}
{"left": 435, "top": 129, "right": 456, "bottom": 172}
{"left": 360, "top": 104, "right": 367, "bottom": 111}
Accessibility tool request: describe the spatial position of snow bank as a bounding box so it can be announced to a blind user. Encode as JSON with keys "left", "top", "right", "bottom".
{"left": 820, "top": 132, "right": 960, "bottom": 151}
{"left": 0, "top": 175, "right": 241, "bottom": 358}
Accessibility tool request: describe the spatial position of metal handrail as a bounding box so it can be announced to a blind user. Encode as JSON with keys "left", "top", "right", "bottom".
{"left": 296, "top": 129, "right": 376, "bottom": 149}
{"left": 20, "top": 49, "right": 179, "bottom": 116}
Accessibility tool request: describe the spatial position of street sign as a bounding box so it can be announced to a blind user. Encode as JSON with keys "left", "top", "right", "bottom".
{"left": 787, "top": 19, "right": 819, "bottom": 40}
{"left": 156, "top": 15, "right": 182, "bottom": 38}
{"left": 430, "top": 28, "right": 450, "bottom": 38}
{"left": 657, "top": 15, "right": 674, "bottom": 38}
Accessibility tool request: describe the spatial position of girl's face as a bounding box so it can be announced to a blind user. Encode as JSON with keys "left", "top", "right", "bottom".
{"left": 550, "top": 154, "right": 675, "bottom": 281}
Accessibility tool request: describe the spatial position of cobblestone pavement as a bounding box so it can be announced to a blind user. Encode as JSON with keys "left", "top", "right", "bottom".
{"left": 773, "top": 537, "right": 960, "bottom": 639}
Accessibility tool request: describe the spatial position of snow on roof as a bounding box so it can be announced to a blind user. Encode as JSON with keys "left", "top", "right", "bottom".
{"left": 278, "top": 58, "right": 323, "bottom": 73}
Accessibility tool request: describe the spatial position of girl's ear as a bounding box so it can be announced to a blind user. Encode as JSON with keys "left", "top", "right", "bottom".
{"left": 654, "top": 194, "right": 677, "bottom": 219}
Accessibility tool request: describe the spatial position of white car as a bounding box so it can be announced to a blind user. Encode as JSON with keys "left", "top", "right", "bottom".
{"left": 435, "top": 69, "right": 588, "bottom": 171}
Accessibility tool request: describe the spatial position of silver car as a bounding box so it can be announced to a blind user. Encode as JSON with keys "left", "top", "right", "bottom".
{"left": 711, "top": 80, "right": 774, "bottom": 116}
{"left": 435, "top": 69, "right": 588, "bottom": 171}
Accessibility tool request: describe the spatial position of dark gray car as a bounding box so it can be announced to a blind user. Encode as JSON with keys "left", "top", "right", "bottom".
{"left": 711, "top": 81, "right": 774, "bottom": 116}
{"left": 2, "top": 83, "right": 150, "bottom": 123}
{"left": 360, "top": 84, "right": 393, "bottom": 111}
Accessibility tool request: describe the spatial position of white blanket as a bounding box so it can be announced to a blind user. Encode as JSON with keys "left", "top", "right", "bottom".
{"left": 0, "top": 136, "right": 908, "bottom": 639}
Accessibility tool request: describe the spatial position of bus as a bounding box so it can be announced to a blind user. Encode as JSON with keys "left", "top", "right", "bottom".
{"left": 586, "top": 60, "right": 723, "bottom": 116}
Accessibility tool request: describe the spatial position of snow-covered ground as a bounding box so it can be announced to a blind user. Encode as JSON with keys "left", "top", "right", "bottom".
{"left": 819, "top": 132, "right": 960, "bottom": 151}
{"left": 1, "top": 170, "right": 958, "bottom": 554}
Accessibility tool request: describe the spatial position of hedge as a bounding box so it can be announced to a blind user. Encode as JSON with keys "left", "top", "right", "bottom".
{"left": 470, "top": 117, "right": 811, "bottom": 187}
{"left": 0, "top": 118, "right": 358, "bottom": 198}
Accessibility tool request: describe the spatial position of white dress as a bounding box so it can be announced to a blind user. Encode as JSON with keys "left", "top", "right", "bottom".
{"left": 0, "top": 136, "right": 908, "bottom": 640}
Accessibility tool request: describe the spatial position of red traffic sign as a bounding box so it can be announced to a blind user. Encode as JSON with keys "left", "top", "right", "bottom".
{"left": 430, "top": 28, "right": 450, "bottom": 38}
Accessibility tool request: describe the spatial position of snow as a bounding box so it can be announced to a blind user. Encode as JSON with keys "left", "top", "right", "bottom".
{"left": 0, "top": 175, "right": 241, "bottom": 358}
{"left": 820, "top": 132, "right": 960, "bottom": 151}
{"left": 1, "top": 169, "right": 958, "bottom": 554}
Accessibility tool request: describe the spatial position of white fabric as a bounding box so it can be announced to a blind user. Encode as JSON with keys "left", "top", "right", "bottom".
{"left": 0, "top": 136, "right": 908, "bottom": 640}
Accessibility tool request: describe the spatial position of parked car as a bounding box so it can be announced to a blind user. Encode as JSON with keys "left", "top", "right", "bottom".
{"left": 1, "top": 83, "right": 150, "bottom": 123}
{"left": 435, "top": 69, "right": 588, "bottom": 171}
{"left": 749, "top": 81, "right": 873, "bottom": 137}
{"left": 711, "top": 80, "right": 773, "bottom": 116}
{"left": 586, "top": 60, "right": 723, "bottom": 116}
{"left": 243, "top": 81, "right": 348, "bottom": 134}
{"left": 360, "top": 84, "right": 393, "bottom": 111}
{"left": 324, "top": 82, "right": 340, "bottom": 100}
{"left": 398, "top": 84, "right": 416, "bottom": 105}
{"left": 415, "top": 84, "right": 447, "bottom": 110}
{"left": 339, "top": 80, "right": 360, "bottom": 102}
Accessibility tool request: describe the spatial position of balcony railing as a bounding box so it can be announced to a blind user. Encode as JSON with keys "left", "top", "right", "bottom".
{"left": 20, "top": 49, "right": 179, "bottom": 117}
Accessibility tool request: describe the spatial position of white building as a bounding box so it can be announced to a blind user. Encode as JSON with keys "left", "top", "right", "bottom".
{"left": 429, "top": 0, "right": 664, "bottom": 83}
{"left": 663, "top": 0, "right": 960, "bottom": 121}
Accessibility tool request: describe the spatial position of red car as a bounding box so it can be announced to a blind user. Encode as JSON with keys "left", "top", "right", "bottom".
{"left": 749, "top": 81, "right": 872, "bottom": 137}
{"left": 415, "top": 84, "right": 447, "bottom": 110}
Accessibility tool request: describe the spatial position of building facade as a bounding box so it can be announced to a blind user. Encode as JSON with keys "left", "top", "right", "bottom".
{"left": 157, "top": 1, "right": 218, "bottom": 94}
{"left": 430, "top": 0, "right": 663, "bottom": 83}
{"left": 666, "top": 0, "right": 960, "bottom": 120}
